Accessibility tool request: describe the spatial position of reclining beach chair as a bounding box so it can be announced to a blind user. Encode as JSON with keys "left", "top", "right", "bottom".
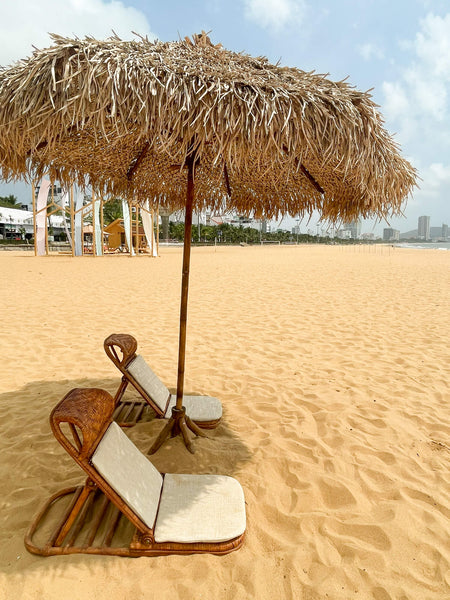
{"left": 25, "top": 388, "right": 246, "bottom": 557}
{"left": 104, "top": 333, "right": 222, "bottom": 428}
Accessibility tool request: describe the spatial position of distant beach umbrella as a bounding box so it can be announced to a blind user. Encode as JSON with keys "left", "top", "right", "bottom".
{"left": 0, "top": 32, "right": 417, "bottom": 452}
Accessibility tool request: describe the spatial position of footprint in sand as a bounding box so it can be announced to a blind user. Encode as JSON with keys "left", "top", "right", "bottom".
{"left": 372, "top": 586, "right": 393, "bottom": 600}
{"left": 318, "top": 478, "right": 357, "bottom": 508}
{"left": 328, "top": 521, "right": 392, "bottom": 552}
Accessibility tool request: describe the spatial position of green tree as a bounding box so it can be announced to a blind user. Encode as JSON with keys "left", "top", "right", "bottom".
{"left": 102, "top": 198, "right": 124, "bottom": 225}
{"left": 0, "top": 194, "right": 21, "bottom": 209}
{"left": 169, "top": 221, "right": 186, "bottom": 241}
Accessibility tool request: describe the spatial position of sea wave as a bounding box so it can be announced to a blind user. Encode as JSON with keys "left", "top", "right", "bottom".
{"left": 394, "top": 242, "right": 450, "bottom": 250}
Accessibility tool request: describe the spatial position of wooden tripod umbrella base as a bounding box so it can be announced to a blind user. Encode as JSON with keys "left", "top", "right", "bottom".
{"left": 148, "top": 152, "right": 204, "bottom": 454}
{"left": 148, "top": 406, "right": 207, "bottom": 454}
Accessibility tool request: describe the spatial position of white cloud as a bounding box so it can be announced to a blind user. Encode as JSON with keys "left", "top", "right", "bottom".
{"left": 358, "top": 42, "right": 384, "bottom": 61}
{"left": 382, "top": 81, "right": 409, "bottom": 120}
{"left": 382, "top": 12, "right": 450, "bottom": 151}
{"left": 414, "top": 13, "right": 450, "bottom": 78}
{"left": 405, "top": 67, "right": 447, "bottom": 121}
{"left": 425, "top": 162, "right": 450, "bottom": 190}
{"left": 380, "top": 12, "right": 450, "bottom": 229}
{"left": 243, "top": 0, "right": 306, "bottom": 32}
{"left": 0, "top": 0, "right": 155, "bottom": 66}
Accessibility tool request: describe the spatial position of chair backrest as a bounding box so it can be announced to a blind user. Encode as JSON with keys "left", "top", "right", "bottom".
{"left": 50, "top": 388, "right": 159, "bottom": 536}
{"left": 92, "top": 421, "right": 163, "bottom": 529}
{"left": 104, "top": 333, "right": 170, "bottom": 416}
{"left": 126, "top": 355, "right": 170, "bottom": 413}
{"left": 51, "top": 387, "right": 115, "bottom": 461}
{"left": 104, "top": 333, "right": 138, "bottom": 371}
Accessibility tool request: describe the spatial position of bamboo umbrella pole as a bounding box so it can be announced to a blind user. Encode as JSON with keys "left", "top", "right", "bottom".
{"left": 128, "top": 199, "right": 133, "bottom": 257}
{"left": 81, "top": 198, "right": 84, "bottom": 256}
{"left": 45, "top": 184, "right": 52, "bottom": 255}
{"left": 100, "top": 197, "right": 104, "bottom": 254}
{"left": 70, "top": 185, "right": 75, "bottom": 257}
{"left": 32, "top": 180, "right": 37, "bottom": 256}
{"left": 156, "top": 206, "right": 159, "bottom": 256}
{"left": 92, "top": 191, "right": 97, "bottom": 257}
{"left": 148, "top": 154, "right": 207, "bottom": 454}
{"left": 150, "top": 206, "right": 154, "bottom": 255}
{"left": 135, "top": 203, "right": 139, "bottom": 255}
{"left": 175, "top": 155, "right": 194, "bottom": 410}
{"left": 132, "top": 200, "right": 136, "bottom": 254}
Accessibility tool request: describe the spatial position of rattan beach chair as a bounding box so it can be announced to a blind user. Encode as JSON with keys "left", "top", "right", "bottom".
{"left": 25, "top": 388, "right": 246, "bottom": 557}
{"left": 104, "top": 333, "right": 222, "bottom": 428}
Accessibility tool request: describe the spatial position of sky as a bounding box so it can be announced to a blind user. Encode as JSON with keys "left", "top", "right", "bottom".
{"left": 0, "top": 0, "right": 449, "bottom": 236}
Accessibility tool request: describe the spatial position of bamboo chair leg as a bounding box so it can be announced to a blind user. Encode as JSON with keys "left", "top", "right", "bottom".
{"left": 114, "top": 377, "right": 129, "bottom": 403}
{"left": 53, "top": 481, "right": 94, "bottom": 546}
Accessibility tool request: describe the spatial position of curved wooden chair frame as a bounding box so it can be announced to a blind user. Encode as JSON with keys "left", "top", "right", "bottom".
{"left": 24, "top": 388, "right": 245, "bottom": 557}
{"left": 104, "top": 333, "right": 221, "bottom": 429}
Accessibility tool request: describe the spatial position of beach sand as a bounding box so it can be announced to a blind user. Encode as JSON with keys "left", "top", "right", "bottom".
{"left": 0, "top": 244, "right": 448, "bottom": 600}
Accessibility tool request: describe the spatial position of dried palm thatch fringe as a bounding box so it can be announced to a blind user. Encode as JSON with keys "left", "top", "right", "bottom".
{"left": 0, "top": 32, "right": 417, "bottom": 222}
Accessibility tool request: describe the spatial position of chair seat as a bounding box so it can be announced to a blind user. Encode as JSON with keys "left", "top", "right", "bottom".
{"left": 165, "top": 395, "right": 222, "bottom": 422}
{"left": 154, "top": 474, "right": 246, "bottom": 544}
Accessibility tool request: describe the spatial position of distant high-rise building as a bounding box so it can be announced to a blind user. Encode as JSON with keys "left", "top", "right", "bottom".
{"left": 342, "top": 219, "right": 361, "bottom": 239}
{"left": 442, "top": 223, "right": 448, "bottom": 239}
{"left": 383, "top": 228, "right": 399, "bottom": 241}
{"left": 418, "top": 215, "right": 430, "bottom": 240}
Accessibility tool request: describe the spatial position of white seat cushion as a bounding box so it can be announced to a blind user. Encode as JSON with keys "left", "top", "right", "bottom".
{"left": 91, "top": 422, "right": 163, "bottom": 529}
{"left": 154, "top": 474, "right": 246, "bottom": 543}
{"left": 166, "top": 395, "right": 222, "bottom": 422}
{"left": 126, "top": 355, "right": 170, "bottom": 413}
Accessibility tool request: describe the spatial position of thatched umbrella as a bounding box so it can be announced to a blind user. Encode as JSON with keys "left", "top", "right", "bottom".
{"left": 0, "top": 32, "right": 417, "bottom": 452}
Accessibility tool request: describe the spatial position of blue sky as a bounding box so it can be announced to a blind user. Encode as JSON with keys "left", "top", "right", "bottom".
{"left": 1, "top": 0, "right": 449, "bottom": 235}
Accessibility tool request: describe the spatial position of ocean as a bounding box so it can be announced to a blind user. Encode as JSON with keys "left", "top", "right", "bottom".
{"left": 394, "top": 242, "right": 450, "bottom": 250}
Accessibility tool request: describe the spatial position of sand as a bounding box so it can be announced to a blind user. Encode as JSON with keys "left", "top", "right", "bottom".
{"left": 0, "top": 244, "right": 448, "bottom": 600}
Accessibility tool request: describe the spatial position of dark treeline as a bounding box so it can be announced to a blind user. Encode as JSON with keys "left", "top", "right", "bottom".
{"left": 168, "top": 221, "right": 372, "bottom": 245}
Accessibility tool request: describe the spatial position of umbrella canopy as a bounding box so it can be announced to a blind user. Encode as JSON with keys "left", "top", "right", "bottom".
{"left": 0, "top": 32, "right": 417, "bottom": 452}
{"left": 0, "top": 32, "right": 416, "bottom": 221}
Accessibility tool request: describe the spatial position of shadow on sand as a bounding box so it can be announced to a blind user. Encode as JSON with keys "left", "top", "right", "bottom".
{"left": 0, "top": 377, "right": 252, "bottom": 572}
